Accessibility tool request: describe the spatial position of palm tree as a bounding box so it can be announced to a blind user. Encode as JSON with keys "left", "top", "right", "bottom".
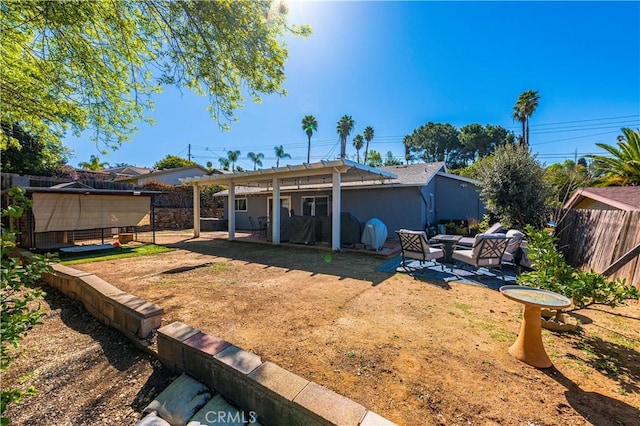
{"left": 218, "top": 157, "right": 230, "bottom": 171}
{"left": 336, "top": 115, "right": 355, "bottom": 159}
{"left": 247, "top": 152, "right": 264, "bottom": 170}
{"left": 274, "top": 145, "right": 291, "bottom": 167}
{"left": 78, "top": 155, "right": 109, "bottom": 170}
{"left": 512, "top": 90, "right": 540, "bottom": 147}
{"left": 227, "top": 150, "right": 240, "bottom": 171}
{"left": 587, "top": 128, "right": 640, "bottom": 186}
{"left": 352, "top": 134, "right": 365, "bottom": 163}
{"left": 301, "top": 115, "right": 318, "bottom": 164}
{"left": 363, "top": 126, "right": 374, "bottom": 164}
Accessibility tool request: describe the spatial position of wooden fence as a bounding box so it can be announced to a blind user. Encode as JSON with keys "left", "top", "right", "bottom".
{"left": 556, "top": 209, "right": 640, "bottom": 288}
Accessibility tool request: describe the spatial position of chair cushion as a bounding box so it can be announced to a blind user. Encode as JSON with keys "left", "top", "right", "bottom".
{"left": 472, "top": 232, "right": 506, "bottom": 247}
{"left": 486, "top": 222, "right": 505, "bottom": 234}
{"left": 451, "top": 248, "right": 474, "bottom": 264}
{"left": 505, "top": 229, "right": 525, "bottom": 255}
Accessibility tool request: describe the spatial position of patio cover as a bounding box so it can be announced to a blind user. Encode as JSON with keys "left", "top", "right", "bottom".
{"left": 181, "top": 159, "right": 397, "bottom": 250}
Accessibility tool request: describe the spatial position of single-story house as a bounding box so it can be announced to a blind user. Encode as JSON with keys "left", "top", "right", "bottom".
{"left": 116, "top": 165, "right": 210, "bottom": 186}
{"left": 182, "top": 160, "right": 485, "bottom": 249}
{"left": 564, "top": 186, "right": 640, "bottom": 211}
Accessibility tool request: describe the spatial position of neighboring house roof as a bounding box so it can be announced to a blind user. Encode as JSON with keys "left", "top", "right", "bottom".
{"left": 564, "top": 186, "right": 640, "bottom": 211}
{"left": 104, "top": 166, "right": 154, "bottom": 176}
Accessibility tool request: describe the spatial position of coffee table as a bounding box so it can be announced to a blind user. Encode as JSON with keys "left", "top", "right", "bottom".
{"left": 500, "top": 285, "right": 572, "bottom": 368}
{"left": 430, "top": 234, "right": 462, "bottom": 263}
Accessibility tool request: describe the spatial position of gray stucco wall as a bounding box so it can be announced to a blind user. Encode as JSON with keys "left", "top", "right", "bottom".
{"left": 341, "top": 186, "right": 426, "bottom": 235}
{"left": 434, "top": 175, "right": 485, "bottom": 223}
{"left": 220, "top": 177, "right": 485, "bottom": 235}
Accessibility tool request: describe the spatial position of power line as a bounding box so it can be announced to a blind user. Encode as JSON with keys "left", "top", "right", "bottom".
{"left": 529, "top": 114, "right": 639, "bottom": 127}
{"left": 530, "top": 121, "right": 639, "bottom": 135}
{"left": 529, "top": 130, "right": 620, "bottom": 146}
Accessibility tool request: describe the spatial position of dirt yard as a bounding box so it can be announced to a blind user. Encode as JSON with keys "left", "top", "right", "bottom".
{"left": 4, "top": 232, "right": 640, "bottom": 425}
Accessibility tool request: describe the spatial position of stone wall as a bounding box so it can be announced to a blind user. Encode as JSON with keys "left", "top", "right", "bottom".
{"left": 153, "top": 207, "right": 224, "bottom": 230}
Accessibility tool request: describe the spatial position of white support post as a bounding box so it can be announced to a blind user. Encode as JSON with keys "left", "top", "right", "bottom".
{"left": 228, "top": 183, "right": 236, "bottom": 241}
{"left": 272, "top": 177, "right": 281, "bottom": 245}
{"left": 331, "top": 168, "right": 341, "bottom": 251}
{"left": 193, "top": 185, "right": 201, "bottom": 238}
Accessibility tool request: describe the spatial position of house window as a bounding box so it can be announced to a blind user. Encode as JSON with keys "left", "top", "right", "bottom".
{"left": 267, "top": 196, "right": 291, "bottom": 217}
{"left": 302, "top": 196, "right": 329, "bottom": 217}
{"left": 234, "top": 198, "right": 247, "bottom": 212}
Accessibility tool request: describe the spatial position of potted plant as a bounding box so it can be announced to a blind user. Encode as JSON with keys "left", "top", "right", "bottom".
{"left": 467, "top": 218, "right": 481, "bottom": 237}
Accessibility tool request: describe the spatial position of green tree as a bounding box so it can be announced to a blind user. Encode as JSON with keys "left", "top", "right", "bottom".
{"left": 1, "top": 187, "right": 54, "bottom": 424}
{"left": 227, "top": 150, "right": 241, "bottom": 172}
{"left": 475, "top": 144, "right": 550, "bottom": 229}
{"left": 587, "top": 128, "right": 640, "bottom": 186}
{"left": 0, "top": 123, "right": 70, "bottom": 176}
{"left": 274, "top": 145, "right": 291, "bottom": 167}
{"left": 403, "top": 136, "right": 416, "bottom": 164}
{"left": 78, "top": 155, "right": 110, "bottom": 171}
{"left": 1, "top": 1, "right": 310, "bottom": 153}
{"left": 403, "top": 122, "right": 460, "bottom": 167}
{"left": 544, "top": 160, "right": 592, "bottom": 207}
{"left": 363, "top": 126, "right": 375, "bottom": 164}
{"left": 154, "top": 155, "right": 196, "bottom": 169}
{"left": 247, "top": 152, "right": 265, "bottom": 171}
{"left": 384, "top": 151, "right": 401, "bottom": 166}
{"left": 301, "top": 115, "right": 318, "bottom": 163}
{"left": 512, "top": 90, "right": 540, "bottom": 147}
{"left": 336, "top": 115, "right": 355, "bottom": 159}
{"left": 218, "top": 157, "right": 230, "bottom": 171}
{"left": 458, "top": 124, "right": 515, "bottom": 165}
{"left": 366, "top": 149, "right": 383, "bottom": 167}
{"left": 352, "top": 134, "right": 365, "bottom": 162}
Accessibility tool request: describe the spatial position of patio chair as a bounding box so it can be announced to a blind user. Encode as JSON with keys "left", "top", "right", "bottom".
{"left": 501, "top": 229, "right": 526, "bottom": 271}
{"left": 457, "top": 222, "right": 505, "bottom": 247}
{"left": 248, "top": 216, "right": 261, "bottom": 237}
{"left": 257, "top": 216, "right": 268, "bottom": 239}
{"left": 451, "top": 233, "right": 510, "bottom": 280}
{"left": 396, "top": 229, "right": 445, "bottom": 275}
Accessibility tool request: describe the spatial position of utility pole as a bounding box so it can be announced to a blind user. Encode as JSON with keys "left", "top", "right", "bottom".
{"left": 188, "top": 144, "right": 191, "bottom": 161}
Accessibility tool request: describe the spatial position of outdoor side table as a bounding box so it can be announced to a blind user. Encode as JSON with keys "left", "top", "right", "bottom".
{"left": 430, "top": 234, "right": 462, "bottom": 263}
{"left": 500, "top": 285, "right": 572, "bottom": 368}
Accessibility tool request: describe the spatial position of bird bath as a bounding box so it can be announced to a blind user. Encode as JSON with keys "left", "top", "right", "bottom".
{"left": 500, "top": 285, "right": 572, "bottom": 368}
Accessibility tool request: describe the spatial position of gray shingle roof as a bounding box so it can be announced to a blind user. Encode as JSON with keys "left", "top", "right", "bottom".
{"left": 379, "top": 162, "right": 446, "bottom": 185}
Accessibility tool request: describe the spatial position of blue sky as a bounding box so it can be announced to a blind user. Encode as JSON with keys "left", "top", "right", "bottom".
{"left": 65, "top": 1, "right": 640, "bottom": 170}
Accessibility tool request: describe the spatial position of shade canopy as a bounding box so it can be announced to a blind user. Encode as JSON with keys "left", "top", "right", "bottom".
{"left": 32, "top": 191, "right": 153, "bottom": 232}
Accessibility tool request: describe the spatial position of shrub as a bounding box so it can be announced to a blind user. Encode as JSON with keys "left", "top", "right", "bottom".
{"left": 475, "top": 145, "right": 550, "bottom": 229}
{"left": 1, "top": 187, "right": 54, "bottom": 425}
{"left": 518, "top": 225, "right": 638, "bottom": 309}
